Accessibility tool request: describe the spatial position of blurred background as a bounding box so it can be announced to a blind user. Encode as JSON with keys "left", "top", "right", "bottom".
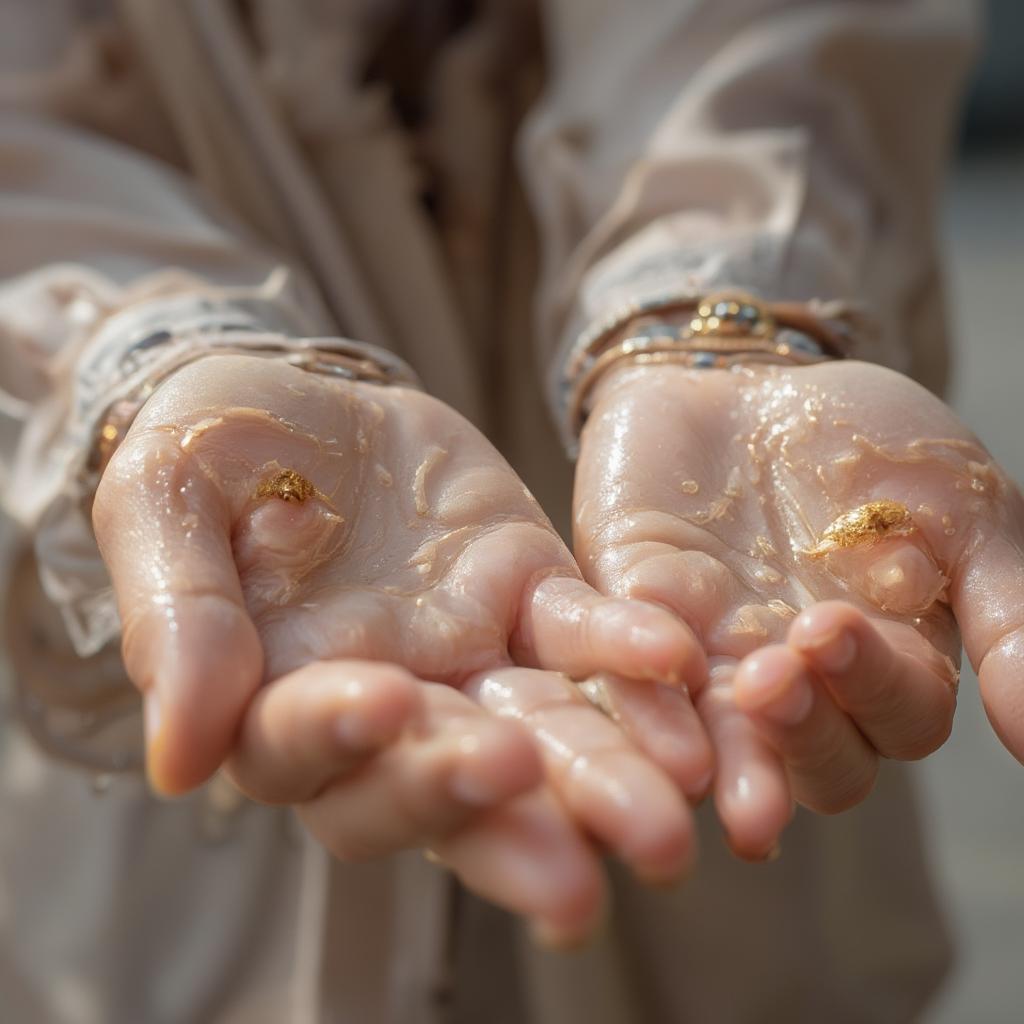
{"left": 919, "top": 1, "right": 1024, "bottom": 1020}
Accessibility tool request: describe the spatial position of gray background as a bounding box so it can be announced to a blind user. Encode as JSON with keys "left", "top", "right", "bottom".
{"left": 919, "top": 96, "right": 1024, "bottom": 1024}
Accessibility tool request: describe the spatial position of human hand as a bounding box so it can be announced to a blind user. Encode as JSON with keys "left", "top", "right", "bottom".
{"left": 93, "top": 352, "right": 713, "bottom": 936}
{"left": 574, "top": 358, "right": 1024, "bottom": 857}
{"left": 227, "top": 656, "right": 713, "bottom": 942}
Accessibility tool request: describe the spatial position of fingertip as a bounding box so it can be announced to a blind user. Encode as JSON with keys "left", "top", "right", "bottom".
{"left": 529, "top": 835, "right": 607, "bottom": 945}
{"left": 978, "top": 626, "right": 1024, "bottom": 765}
{"left": 595, "top": 676, "right": 714, "bottom": 799}
{"left": 448, "top": 718, "right": 544, "bottom": 807}
{"left": 530, "top": 898, "right": 607, "bottom": 951}
{"left": 716, "top": 764, "right": 791, "bottom": 862}
{"left": 631, "top": 812, "right": 698, "bottom": 887}
{"left": 434, "top": 791, "right": 607, "bottom": 941}
{"left": 137, "top": 596, "right": 264, "bottom": 795}
{"left": 329, "top": 663, "right": 423, "bottom": 751}
{"left": 734, "top": 646, "right": 813, "bottom": 726}
{"left": 606, "top": 599, "right": 708, "bottom": 692}
{"left": 789, "top": 602, "right": 862, "bottom": 674}
{"left": 618, "top": 777, "right": 697, "bottom": 885}
{"left": 144, "top": 701, "right": 182, "bottom": 799}
{"left": 660, "top": 735, "right": 715, "bottom": 804}
{"left": 789, "top": 601, "right": 863, "bottom": 645}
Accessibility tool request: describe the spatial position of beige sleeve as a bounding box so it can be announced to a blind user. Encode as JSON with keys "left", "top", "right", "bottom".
{"left": 0, "top": 112, "right": 334, "bottom": 495}
{"left": 521, "top": 0, "right": 981, "bottom": 411}
{"left": 0, "top": 106, "right": 344, "bottom": 774}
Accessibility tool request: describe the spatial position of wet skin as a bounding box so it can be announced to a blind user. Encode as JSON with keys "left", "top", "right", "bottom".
{"left": 94, "top": 354, "right": 713, "bottom": 943}
{"left": 575, "top": 359, "right": 1024, "bottom": 857}
{"left": 92, "top": 350, "right": 1024, "bottom": 936}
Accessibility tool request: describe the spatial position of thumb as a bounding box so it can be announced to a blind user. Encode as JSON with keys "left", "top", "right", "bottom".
{"left": 951, "top": 516, "right": 1024, "bottom": 764}
{"left": 94, "top": 428, "right": 263, "bottom": 795}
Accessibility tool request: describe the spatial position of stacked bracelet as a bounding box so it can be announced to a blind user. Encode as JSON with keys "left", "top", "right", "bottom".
{"left": 74, "top": 286, "right": 422, "bottom": 485}
{"left": 89, "top": 331, "right": 422, "bottom": 475}
{"left": 562, "top": 290, "right": 853, "bottom": 441}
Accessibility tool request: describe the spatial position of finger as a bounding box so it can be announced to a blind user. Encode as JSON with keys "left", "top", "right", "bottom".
{"left": 583, "top": 536, "right": 795, "bottom": 662}
{"left": 586, "top": 541, "right": 744, "bottom": 647}
{"left": 297, "top": 683, "right": 544, "bottom": 860}
{"left": 227, "top": 660, "right": 423, "bottom": 804}
{"left": 513, "top": 574, "right": 707, "bottom": 692}
{"left": 579, "top": 675, "right": 714, "bottom": 801}
{"left": 734, "top": 645, "right": 878, "bottom": 813}
{"left": 820, "top": 538, "right": 951, "bottom": 617}
{"left": 468, "top": 668, "right": 697, "bottom": 883}
{"left": 948, "top": 520, "right": 1024, "bottom": 763}
{"left": 431, "top": 790, "right": 607, "bottom": 947}
{"left": 788, "top": 602, "right": 957, "bottom": 760}
{"left": 696, "top": 659, "right": 792, "bottom": 861}
{"left": 93, "top": 428, "right": 263, "bottom": 795}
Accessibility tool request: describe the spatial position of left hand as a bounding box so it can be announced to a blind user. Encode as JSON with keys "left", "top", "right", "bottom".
{"left": 573, "top": 358, "right": 1024, "bottom": 858}
{"left": 226, "top": 657, "right": 706, "bottom": 944}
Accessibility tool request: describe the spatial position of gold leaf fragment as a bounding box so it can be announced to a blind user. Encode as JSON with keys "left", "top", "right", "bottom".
{"left": 255, "top": 469, "right": 317, "bottom": 503}
{"left": 807, "top": 500, "right": 914, "bottom": 559}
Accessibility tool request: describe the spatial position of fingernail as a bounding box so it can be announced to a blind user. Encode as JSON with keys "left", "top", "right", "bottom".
{"left": 759, "top": 673, "right": 814, "bottom": 726}
{"left": 144, "top": 690, "right": 173, "bottom": 798}
{"left": 144, "top": 689, "right": 162, "bottom": 743}
{"left": 807, "top": 629, "right": 856, "bottom": 673}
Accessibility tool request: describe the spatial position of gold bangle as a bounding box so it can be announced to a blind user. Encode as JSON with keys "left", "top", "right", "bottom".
{"left": 687, "top": 291, "right": 777, "bottom": 340}
{"left": 561, "top": 289, "right": 852, "bottom": 444}
{"left": 568, "top": 322, "right": 833, "bottom": 439}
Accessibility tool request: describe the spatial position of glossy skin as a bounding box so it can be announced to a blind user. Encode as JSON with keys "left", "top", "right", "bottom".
{"left": 93, "top": 354, "right": 713, "bottom": 942}
{"left": 93, "top": 349, "right": 1024, "bottom": 936}
{"left": 575, "top": 359, "right": 1024, "bottom": 858}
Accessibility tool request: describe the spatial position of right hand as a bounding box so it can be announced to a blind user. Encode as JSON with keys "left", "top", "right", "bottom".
{"left": 93, "top": 353, "right": 712, "bottom": 940}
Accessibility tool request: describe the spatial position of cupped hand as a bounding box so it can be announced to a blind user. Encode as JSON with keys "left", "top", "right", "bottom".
{"left": 227, "top": 657, "right": 704, "bottom": 942}
{"left": 92, "top": 352, "right": 713, "bottom": 935}
{"left": 574, "top": 358, "right": 1024, "bottom": 857}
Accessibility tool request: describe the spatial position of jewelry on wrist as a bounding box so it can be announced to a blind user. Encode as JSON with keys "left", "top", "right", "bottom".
{"left": 561, "top": 290, "right": 854, "bottom": 443}
{"left": 88, "top": 330, "right": 422, "bottom": 477}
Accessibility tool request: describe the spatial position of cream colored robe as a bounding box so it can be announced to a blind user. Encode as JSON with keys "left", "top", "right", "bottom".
{"left": 0, "top": 1, "right": 978, "bottom": 1021}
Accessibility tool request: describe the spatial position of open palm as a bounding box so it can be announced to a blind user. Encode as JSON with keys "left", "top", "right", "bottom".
{"left": 93, "top": 352, "right": 713, "bottom": 938}
{"left": 575, "top": 359, "right": 1024, "bottom": 856}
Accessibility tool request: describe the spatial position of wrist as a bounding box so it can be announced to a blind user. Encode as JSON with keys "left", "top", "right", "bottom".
{"left": 563, "top": 291, "right": 853, "bottom": 447}
{"left": 90, "top": 332, "right": 420, "bottom": 477}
